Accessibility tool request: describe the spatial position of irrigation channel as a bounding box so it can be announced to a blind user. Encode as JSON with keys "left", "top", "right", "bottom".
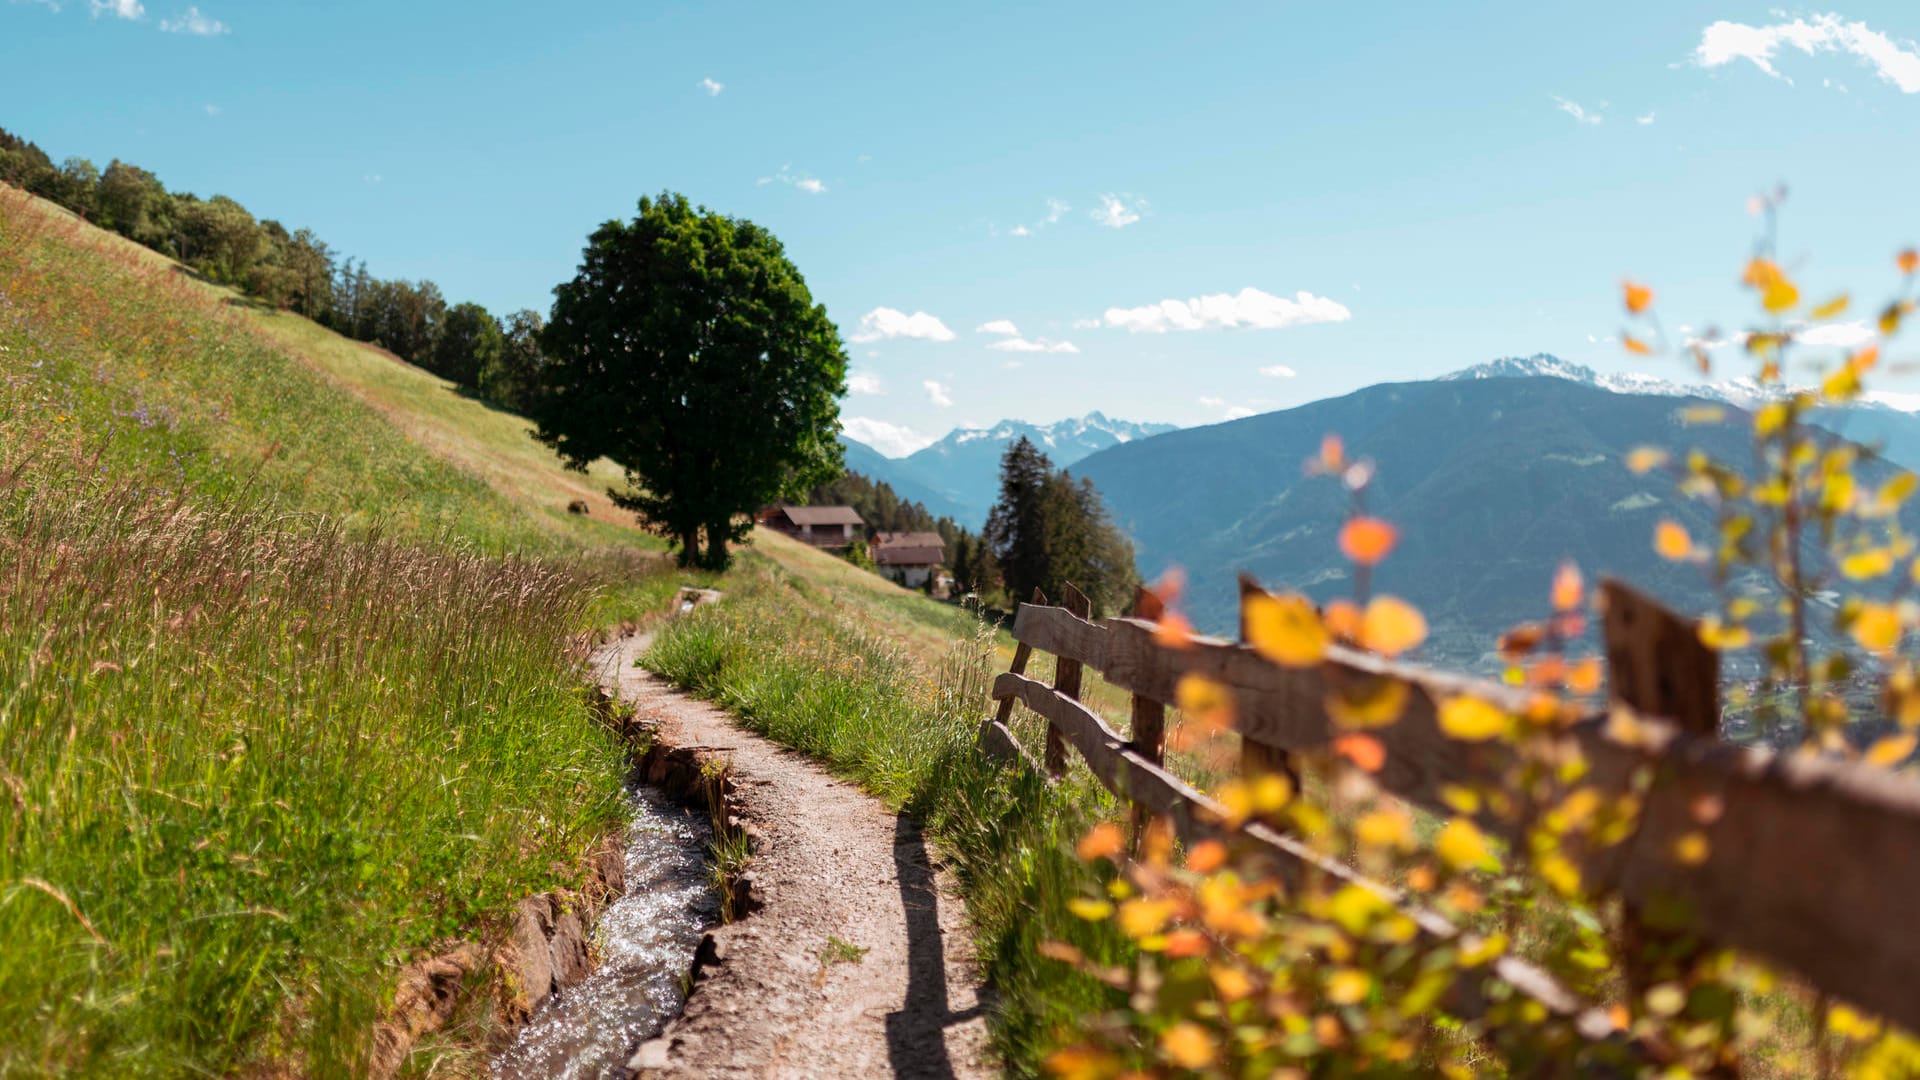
{"left": 492, "top": 784, "right": 717, "bottom": 1079}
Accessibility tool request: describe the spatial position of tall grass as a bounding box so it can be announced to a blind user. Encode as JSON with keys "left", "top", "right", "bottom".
{"left": 644, "top": 564, "right": 1138, "bottom": 1074}
{"left": 0, "top": 442, "right": 641, "bottom": 1075}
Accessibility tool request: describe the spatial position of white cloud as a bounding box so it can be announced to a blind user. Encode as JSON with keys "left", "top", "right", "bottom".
{"left": 363, "top": 173, "right": 381, "bottom": 183}
{"left": 757, "top": 165, "right": 827, "bottom": 194}
{"left": 1259, "top": 364, "right": 1297, "bottom": 378}
{"left": 89, "top": 0, "right": 141, "bottom": 18}
{"left": 1104, "top": 286, "right": 1352, "bottom": 334}
{"left": 203, "top": 103, "right": 221, "bottom": 116}
{"left": 1553, "top": 96, "right": 1603, "bottom": 124}
{"left": 160, "top": 5, "right": 225, "bottom": 33}
{"left": 923, "top": 380, "right": 954, "bottom": 407}
{"left": 1799, "top": 320, "right": 1877, "bottom": 347}
{"left": 1093, "top": 193, "right": 1146, "bottom": 228}
{"left": 988, "top": 336, "right": 1079, "bottom": 354}
{"left": 1695, "top": 14, "right": 1920, "bottom": 93}
{"left": 1070, "top": 317, "right": 1102, "bottom": 330}
{"left": 1636, "top": 111, "right": 1657, "bottom": 125}
{"left": 848, "top": 307, "right": 955, "bottom": 343}
{"left": 1003, "top": 359, "right": 1024, "bottom": 369}
{"left": 975, "top": 319, "right": 1020, "bottom": 336}
{"left": 846, "top": 371, "right": 883, "bottom": 395}
{"left": 1044, "top": 198, "right": 1070, "bottom": 224}
{"left": 842, "top": 417, "right": 935, "bottom": 457}
{"left": 700, "top": 77, "right": 724, "bottom": 96}
{"left": 1225, "top": 406, "right": 1257, "bottom": 420}
{"left": 1009, "top": 225, "right": 1030, "bottom": 237}
{"left": 1198, "top": 395, "right": 1226, "bottom": 408}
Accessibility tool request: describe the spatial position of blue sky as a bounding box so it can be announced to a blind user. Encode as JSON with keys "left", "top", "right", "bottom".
{"left": 5, "top": 2, "right": 1919, "bottom": 455}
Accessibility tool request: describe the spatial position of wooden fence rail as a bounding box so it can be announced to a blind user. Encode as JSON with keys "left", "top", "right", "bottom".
{"left": 975, "top": 581, "right": 1920, "bottom": 1045}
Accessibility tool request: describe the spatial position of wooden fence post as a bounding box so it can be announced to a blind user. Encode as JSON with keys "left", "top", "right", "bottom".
{"left": 1238, "top": 573, "right": 1300, "bottom": 797}
{"left": 1045, "top": 584, "right": 1091, "bottom": 778}
{"left": 1601, "top": 578, "right": 1723, "bottom": 1020}
{"left": 977, "top": 588, "right": 1045, "bottom": 767}
{"left": 1127, "top": 585, "right": 1168, "bottom": 847}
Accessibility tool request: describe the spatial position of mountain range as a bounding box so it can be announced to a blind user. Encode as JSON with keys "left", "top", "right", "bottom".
{"left": 841, "top": 412, "right": 1177, "bottom": 528}
{"left": 1074, "top": 356, "right": 1920, "bottom": 668}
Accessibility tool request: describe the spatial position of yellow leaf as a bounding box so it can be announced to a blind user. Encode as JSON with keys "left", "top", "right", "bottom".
{"left": 1654, "top": 520, "right": 1694, "bottom": 561}
{"left": 1853, "top": 603, "right": 1903, "bottom": 655}
{"left": 1117, "top": 898, "right": 1173, "bottom": 939}
{"left": 1646, "top": 983, "right": 1687, "bottom": 1017}
{"left": 1842, "top": 549, "right": 1896, "bottom": 580}
{"left": 1360, "top": 595, "right": 1426, "bottom": 657}
{"left": 1355, "top": 808, "right": 1414, "bottom": 851}
{"left": 1243, "top": 592, "right": 1328, "bottom": 668}
{"left": 1067, "top": 898, "right": 1113, "bottom": 921}
{"left": 1625, "top": 446, "right": 1668, "bottom": 474}
{"left": 1436, "top": 817, "right": 1498, "bottom": 872}
{"left": 1697, "top": 617, "right": 1751, "bottom": 650}
{"left": 1764, "top": 275, "right": 1800, "bottom": 314}
{"left": 1672, "top": 831, "right": 1710, "bottom": 865}
{"left": 1327, "top": 676, "right": 1409, "bottom": 729}
{"left": 1811, "top": 294, "right": 1851, "bottom": 320}
{"left": 1459, "top": 932, "right": 1508, "bottom": 967}
{"left": 1176, "top": 674, "right": 1236, "bottom": 735}
{"left": 1326, "top": 967, "right": 1372, "bottom": 1005}
{"left": 1866, "top": 733, "right": 1917, "bottom": 768}
{"left": 1823, "top": 363, "right": 1862, "bottom": 400}
{"left": 1680, "top": 404, "right": 1726, "bottom": 425}
{"left": 1755, "top": 401, "right": 1789, "bottom": 437}
{"left": 1159, "top": 1022, "right": 1216, "bottom": 1070}
{"left": 1439, "top": 696, "right": 1508, "bottom": 741}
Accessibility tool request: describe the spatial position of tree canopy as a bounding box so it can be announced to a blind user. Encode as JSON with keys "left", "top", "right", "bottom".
{"left": 984, "top": 436, "right": 1138, "bottom": 616}
{"left": 534, "top": 192, "right": 847, "bottom": 568}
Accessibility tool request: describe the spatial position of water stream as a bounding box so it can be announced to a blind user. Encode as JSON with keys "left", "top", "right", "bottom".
{"left": 492, "top": 784, "right": 717, "bottom": 1079}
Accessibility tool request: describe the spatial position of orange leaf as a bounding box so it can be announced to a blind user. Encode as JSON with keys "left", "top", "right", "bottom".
{"left": 1654, "top": 520, "right": 1693, "bottom": 561}
{"left": 1360, "top": 595, "right": 1427, "bottom": 657}
{"left": 1623, "top": 334, "right": 1652, "bottom": 356}
{"left": 1623, "top": 280, "right": 1653, "bottom": 315}
{"left": 1319, "top": 433, "right": 1345, "bottom": 471}
{"left": 1322, "top": 598, "right": 1362, "bottom": 641}
{"left": 1152, "top": 611, "right": 1195, "bottom": 649}
{"left": 1550, "top": 561, "right": 1584, "bottom": 612}
{"left": 1900, "top": 249, "right": 1918, "bottom": 275}
{"left": 1339, "top": 516, "right": 1398, "bottom": 566}
{"left": 1076, "top": 822, "right": 1125, "bottom": 862}
{"left": 1333, "top": 733, "right": 1385, "bottom": 773}
{"left": 1185, "top": 840, "right": 1228, "bottom": 873}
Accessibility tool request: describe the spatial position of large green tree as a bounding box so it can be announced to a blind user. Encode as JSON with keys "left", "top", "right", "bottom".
{"left": 430, "top": 302, "right": 503, "bottom": 388}
{"left": 534, "top": 192, "right": 846, "bottom": 568}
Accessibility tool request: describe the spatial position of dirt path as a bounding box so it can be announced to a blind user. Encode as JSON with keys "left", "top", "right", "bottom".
{"left": 592, "top": 634, "right": 994, "bottom": 1080}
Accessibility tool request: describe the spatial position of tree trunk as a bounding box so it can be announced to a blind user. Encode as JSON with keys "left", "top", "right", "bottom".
{"left": 702, "top": 524, "right": 732, "bottom": 571}
{"left": 676, "top": 527, "right": 700, "bottom": 568}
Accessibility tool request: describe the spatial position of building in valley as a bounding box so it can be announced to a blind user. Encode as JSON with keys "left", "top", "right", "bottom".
{"left": 759, "top": 505, "right": 864, "bottom": 548}
{"left": 871, "top": 530, "right": 947, "bottom": 589}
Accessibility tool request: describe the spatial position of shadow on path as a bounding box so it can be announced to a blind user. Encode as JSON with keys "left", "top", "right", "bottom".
{"left": 885, "top": 813, "right": 985, "bottom": 1079}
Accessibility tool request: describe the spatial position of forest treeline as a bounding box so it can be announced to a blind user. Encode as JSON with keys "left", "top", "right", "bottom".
{"left": 0, "top": 125, "right": 545, "bottom": 413}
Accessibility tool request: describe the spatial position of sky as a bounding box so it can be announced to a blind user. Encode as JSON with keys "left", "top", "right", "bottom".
{"left": 5, "top": 2, "right": 1920, "bottom": 456}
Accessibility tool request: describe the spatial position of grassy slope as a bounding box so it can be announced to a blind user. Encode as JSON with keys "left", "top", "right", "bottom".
{"left": 0, "top": 187, "right": 721, "bottom": 1078}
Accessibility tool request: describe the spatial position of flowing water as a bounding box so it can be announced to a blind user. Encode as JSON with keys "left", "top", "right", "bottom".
{"left": 493, "top": 785, "right": 717, "bottom": 1079}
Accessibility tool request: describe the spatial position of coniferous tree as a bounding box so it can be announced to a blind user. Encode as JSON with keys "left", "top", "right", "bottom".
{"left": 984, "top": 436, "right": 1137, "bottom": 616}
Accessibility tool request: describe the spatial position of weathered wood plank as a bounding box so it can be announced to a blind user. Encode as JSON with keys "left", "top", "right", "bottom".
{"left": 1010, "top": 603, "right": 1920, "bottom": 1034}
{"left": 990, "top": 588, "right": 1047, "bottom": 728}
{"left": 1602, "top": 578, "right": 1719, "bottom": 738}
{"left": 976, "top": 717, "right": 1045, "bottom": 774}
{"left": 1046, "top": 585, "right": 1092, "bottom": 777}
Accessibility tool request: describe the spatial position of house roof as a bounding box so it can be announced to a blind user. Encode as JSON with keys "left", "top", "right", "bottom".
{"left": 873, "top": 531, "right": 946, "bottom": 566}
{"left": 778, "top": 505, "right": 864, "bottom": 527}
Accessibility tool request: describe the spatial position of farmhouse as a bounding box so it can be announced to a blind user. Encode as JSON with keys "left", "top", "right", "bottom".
{"left": 759, "top": 505, "right": 864, "bottom": 548}
{"left": 871, "top": 531, "right": 946, "bottom": 589}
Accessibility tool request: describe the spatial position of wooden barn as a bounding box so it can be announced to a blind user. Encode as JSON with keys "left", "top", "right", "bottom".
{"left": 759, "top": 505, "right": 864, "bottom": 548}
{"left": 871, "top": 530, "right": 947, "bottom": 589}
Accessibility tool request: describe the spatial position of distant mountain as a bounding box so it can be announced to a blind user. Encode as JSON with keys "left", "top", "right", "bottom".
{"left": 1448, "top": 354, "right": 1920, "bottom": 473}
{"left": 1076, "top": 369, "right": 1920, "bottom": 670}
{"left": 837, "top": 436, "right": 976, "bottom": 525}
{"left": 896, "top": 412, "right": 1179, "bottom": 527}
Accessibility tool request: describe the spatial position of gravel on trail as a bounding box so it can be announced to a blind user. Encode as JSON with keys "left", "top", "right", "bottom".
{"left": 593, "top": 633, "right": 996, "bottom": 1080}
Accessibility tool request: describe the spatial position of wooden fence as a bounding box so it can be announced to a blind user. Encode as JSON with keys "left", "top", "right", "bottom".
{"left": 975, "top": 578, "right": 1920, "bottom": 1052}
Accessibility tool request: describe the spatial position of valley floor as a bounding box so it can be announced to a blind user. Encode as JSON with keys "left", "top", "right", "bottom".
{"left": 595, "top": 633, "right": 993, "bottom": 1079}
